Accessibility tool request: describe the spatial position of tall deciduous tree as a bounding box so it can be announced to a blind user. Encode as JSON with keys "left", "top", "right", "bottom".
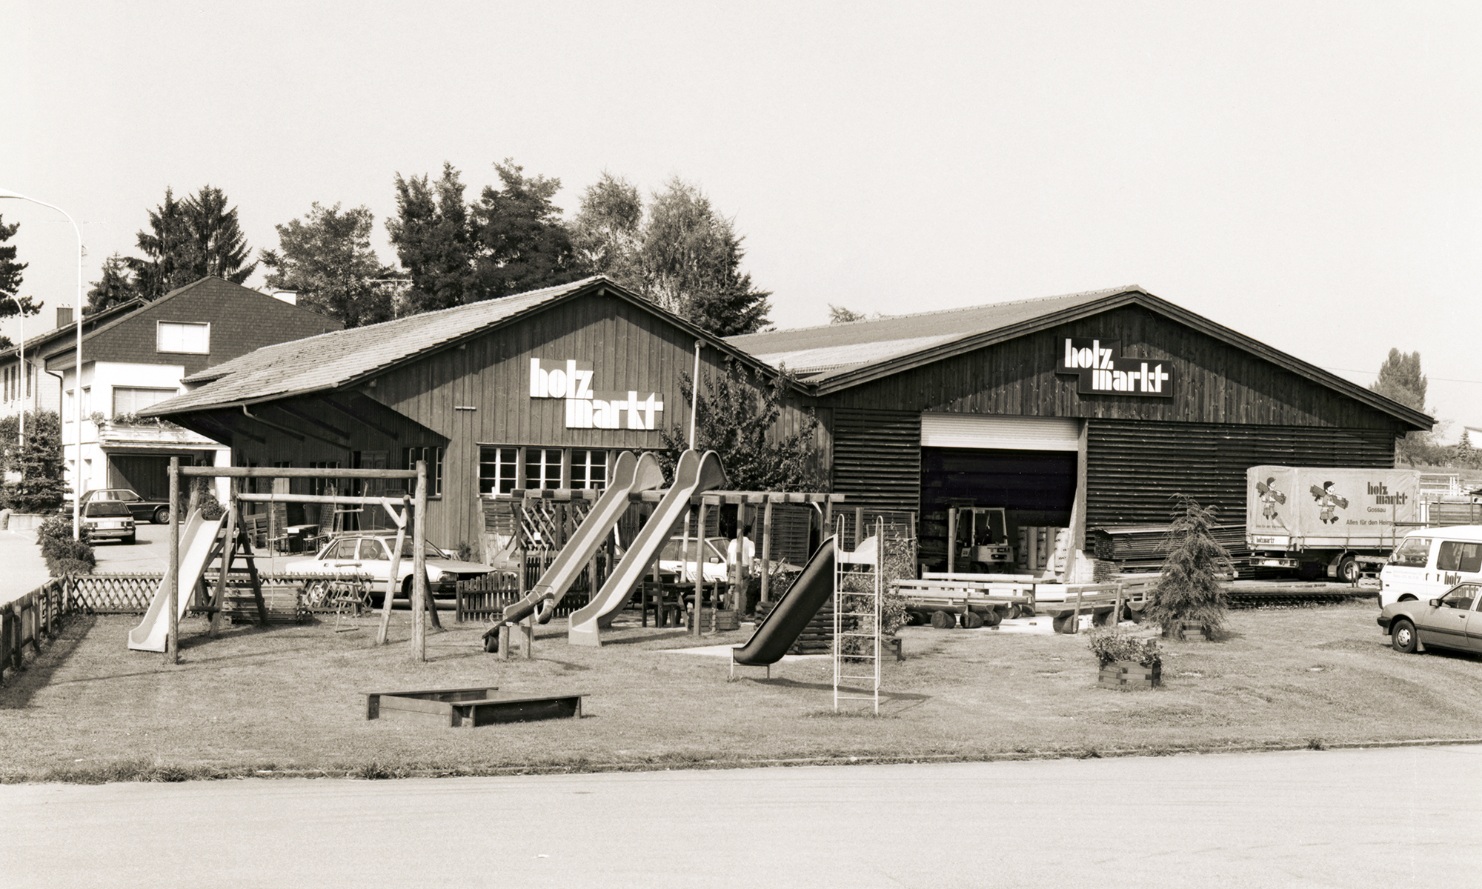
{"left": 387, "top": 163, "right": 476, "bottom": 314}
{"left": 570, "top": 175, "right": 772, "bottom": 336}
{"left": 85, "top": 253, "right": 140, "bottom": 315}
{"left": 639, "top": 178, "right": 770, "bottom": 336}
{"left": 128, "top": 185, "right": 256, "bottom": 299}
{"left": 469, "top": 159, "right": 579, "bottom": 299}
{"left": 261, "top": 202, "right": 396, "bottom": 328}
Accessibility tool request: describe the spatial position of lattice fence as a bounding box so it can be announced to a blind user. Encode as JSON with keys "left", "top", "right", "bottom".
{"left": 69, "top": 574, "right": 158, "bottom": 614}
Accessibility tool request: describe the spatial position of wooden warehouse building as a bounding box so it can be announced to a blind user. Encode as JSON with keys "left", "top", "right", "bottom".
{"left": 144, "top": 277, "right": 1430, "bottom": 576}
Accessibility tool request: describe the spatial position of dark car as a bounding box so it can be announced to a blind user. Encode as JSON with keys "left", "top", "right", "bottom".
{"left": 1377, "top": 582, "right": 1482, "bottom": 656}
{"left": 81, "top": 488, "right": 172, "bottom": 525}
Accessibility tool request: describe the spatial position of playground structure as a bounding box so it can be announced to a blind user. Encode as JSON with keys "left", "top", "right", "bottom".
{"left": 128, "top": 459, "right": 438, "bottom": 663}
{"left": 480, "top": 448, "right": 845, "bottom": 655}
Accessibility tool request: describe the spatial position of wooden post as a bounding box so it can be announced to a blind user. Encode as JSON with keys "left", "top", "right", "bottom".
{"left": 522, "top": 615, "right": 534, "bottom": 660}
{"left": 166, "top": 457, "right": 180, "bottom": 665}
{"left": 1071, "top": 585, "right": 1084, "bottom": 635}
{"left": 1113, "top": 583, "right": 1125, "bottom": 627}
{"left": 376, "top": 496, "right": 410, "bottom": 646}
{"left": 694, "top": 499, "right": 708, "bottom": 636}
{"left": 760, "top": 498, "right": 775, "bottom": 605}
{"left": 411, "top": 460, "right": 428, "bottom": 661}
{"left": 947, "top": 508, "right": 958, "bottom": 574}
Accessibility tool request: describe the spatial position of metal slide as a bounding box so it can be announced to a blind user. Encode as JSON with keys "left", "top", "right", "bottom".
{"left": 567, "top": 449, "right": 727, "bottom": 646}
{"left": 127, "top": 509, "right": 229, "bottom": 652}
{"left": 496, "top": 451, "right": 666, "bottom": 628}
{"left": 731, "top": 537, "right": 837, "bottom": 667}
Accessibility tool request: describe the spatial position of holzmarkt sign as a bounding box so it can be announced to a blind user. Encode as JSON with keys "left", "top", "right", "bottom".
{"left": 1056, "top": 338, "right": 1175, "bottom": 397}
{"left": 530, "top": 358, "right": 665, "bottom": 430}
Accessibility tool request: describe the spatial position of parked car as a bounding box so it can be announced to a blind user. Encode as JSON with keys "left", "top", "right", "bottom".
{"left": 81, "top": 488, "right": 172, "bottom": 525}
{"left": 1377, "top": 581, "right": 1482, "bottom": 656}
{"left": 654, "top": 536, "right": 795, "bottom": 584}
{"left": 81, "top": 499, "right": 136, "bottom": 545}
{"left": 282, "top": 533, "right": 494, "bottom": 598}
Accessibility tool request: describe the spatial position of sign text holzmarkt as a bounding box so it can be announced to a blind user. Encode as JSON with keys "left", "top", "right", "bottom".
{"left": 529, "top": 358, "right": 665, "bottom": 430}
{"left": 1056, "top": 338, "right": 1174, "bottom": 397}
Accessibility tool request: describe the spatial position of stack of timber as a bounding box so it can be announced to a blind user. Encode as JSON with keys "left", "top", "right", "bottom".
{"left": 1090, "top": 523, "right": 1249, "bottom": 574}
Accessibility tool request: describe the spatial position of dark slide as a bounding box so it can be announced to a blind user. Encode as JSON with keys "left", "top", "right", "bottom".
{"left": 732, "top": 537, "right": 836, "bottom": 667}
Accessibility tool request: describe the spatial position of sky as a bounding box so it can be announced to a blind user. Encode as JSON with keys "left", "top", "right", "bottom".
{"left": 5, "top": 1, "right": 1481, "bottom": 439}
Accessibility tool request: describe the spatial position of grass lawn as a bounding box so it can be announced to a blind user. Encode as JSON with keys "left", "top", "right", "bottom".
{"left": 3, "top": 600, "right": 1480, "bottom": 783}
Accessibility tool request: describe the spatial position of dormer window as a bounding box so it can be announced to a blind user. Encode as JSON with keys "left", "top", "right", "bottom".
{"left": 157, "top": 321, "right": 210, "bottom": 354}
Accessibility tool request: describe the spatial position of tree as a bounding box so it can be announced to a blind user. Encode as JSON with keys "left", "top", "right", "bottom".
{"left": 85, "top": 253, "right": 140, "bottom": 315}
{"left": 638, "top": 178, "right": 770, "bottom": 336}
{"left": 0, "top": 411, "right": 69, "bottom": 513}
{"left": 1, "top": 212, "right": 26, "bottom": 297}
{"left": 1146, "top": 497, "right": 1232, "bottom": 638}
{"left": 261, "top": 202, "right": 396, "bottom": 328}
{"left": 1452, "top": 429, "right": 1479, "bottom": 470}
{"left": 468, "top": 159, "right": 579, "bottom": 299}
{"left": 828, "top": 304, "right": 874, "bottom": 323}
{"left": 659, "top": 357, "right": 821, "bottom": 492}
{"left": 387, "top": 163, "right": 476, "bottom": 314}
{"left": 568, "top": 172, "right": 644, "bottom": 288}
{"left": 1371, "top": 348, "right": 1442, "bottom": 466}
{"left": 128, "top": 185, "right": 255, "bottom": 299}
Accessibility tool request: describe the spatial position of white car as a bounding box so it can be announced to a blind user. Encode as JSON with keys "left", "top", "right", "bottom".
{"left": 657, "top": 536, "right": 734, "bottom": 584}
{"left": 283, "top": 533, "right": 494, "bottom": 598}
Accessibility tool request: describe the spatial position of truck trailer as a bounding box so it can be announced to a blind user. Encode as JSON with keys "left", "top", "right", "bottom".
{"left": 1245, "top": 465, "right": 1421, "bottom": 582}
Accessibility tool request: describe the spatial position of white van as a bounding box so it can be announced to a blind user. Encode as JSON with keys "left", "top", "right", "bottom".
{"left": 1378, "top": 526, "right": 1482, "bottom": 607}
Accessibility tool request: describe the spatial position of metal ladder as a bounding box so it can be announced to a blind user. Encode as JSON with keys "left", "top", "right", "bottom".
{"left": 833, "top": 519, "right": 882, "bottom": 714}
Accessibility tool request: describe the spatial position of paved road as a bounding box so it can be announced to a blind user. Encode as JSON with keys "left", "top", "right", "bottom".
{"left": 0, "top": 530, "right": 51, "bottom": 606}
{"left": 3, "top": 746, "right": 1478, "bottom": 888}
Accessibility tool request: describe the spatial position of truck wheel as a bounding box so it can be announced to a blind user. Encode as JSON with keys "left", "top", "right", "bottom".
{"left": 1336, "top": 556, "right": 1360, "bottom": 584}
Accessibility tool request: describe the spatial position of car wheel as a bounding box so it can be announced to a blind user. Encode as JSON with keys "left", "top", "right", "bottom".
{"left": 124, "top": 534, "right": 136, "bottom": 545}
{"left": 1391, "top": 619, "right": 1418, "bottom": 654}
{"left": 153, "top": 506, "right": 170, "bottom": 525}
{"left": 1336, "top": 556, "right": 1360, "bottom": 584}
{"left": 402, "top": 576, "right": 415, "bottom": 599}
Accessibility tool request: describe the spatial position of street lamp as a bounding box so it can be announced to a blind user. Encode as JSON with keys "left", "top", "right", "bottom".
{"left": 4, "top": 292, "right": 25, "bottom": 446}
{"left": 0, "top": 189, "right": 84, "bottom": 540}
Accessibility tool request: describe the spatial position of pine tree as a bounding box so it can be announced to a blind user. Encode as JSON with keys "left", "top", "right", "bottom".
{"left": 0, "top": 212, "right": 27, "bottom": 298}
{"left": 387, "top": 163, "right": 476, "bottom": 313}
{"left": 86, "top": 253, "right": 141, "bottom": 314}
{"left": 468, "top": 159, "right": 579, "bottom": 299}
{"left": 128, "top": 186, "right": 255, "bottom": 299}
{"left": 1146, "top": 496, "right": 1232, "bottom": 638}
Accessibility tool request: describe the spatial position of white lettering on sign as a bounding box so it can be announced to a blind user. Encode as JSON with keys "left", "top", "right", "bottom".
{"left": 530, "top": 358, "right": 664, "bottom": 430}
{"left": 1056, "top": 338, "right": 1175, "bottom": 398}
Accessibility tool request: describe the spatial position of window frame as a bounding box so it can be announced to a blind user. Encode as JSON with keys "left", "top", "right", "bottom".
{"left": 155, "top": 320, "right": 211, "bottom": 355}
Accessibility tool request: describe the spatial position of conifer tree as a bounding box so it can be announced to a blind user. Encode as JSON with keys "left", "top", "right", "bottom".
{"left": 1147, "top": 496, "right": 1232, "bottom": 638}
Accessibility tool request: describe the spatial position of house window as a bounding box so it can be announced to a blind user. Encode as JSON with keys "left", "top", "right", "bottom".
{"left": 307, "top": 460, "right": 341, "bottom": 498}
{"left": 479, "top": 446, "right": 519, "bottom": 495}
{"left": 113, "top": 387, "right": 178, "bottom": 416}
{"left": 157, "top": 321, "right": 210, "bottom": 354}
{"left": 403, "top": 447, "right": 443, "bottom": 497}
{"left": 570, "top": 449, "right": 608, "bottom": 490}
{"left": 525, "top": 448, "right": 562, "bottom": 490}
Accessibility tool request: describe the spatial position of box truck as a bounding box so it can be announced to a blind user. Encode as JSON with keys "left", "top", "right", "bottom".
{"left": 1246, "top": 465, "right": 1422, "bottom": 582}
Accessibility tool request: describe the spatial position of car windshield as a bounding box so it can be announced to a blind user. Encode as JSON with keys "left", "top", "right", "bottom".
{"left": 86, "top": 501, "right": 132, "bottom": 517}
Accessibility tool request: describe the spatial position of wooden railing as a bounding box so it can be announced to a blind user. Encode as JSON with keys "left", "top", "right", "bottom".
{"left": 1, "top": 578, "right": 70, "bottom": 685}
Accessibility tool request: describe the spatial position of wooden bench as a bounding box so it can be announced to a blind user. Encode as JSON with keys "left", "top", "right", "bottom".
{"left": 366, "top": 687, "right": 584, "bottom": 728}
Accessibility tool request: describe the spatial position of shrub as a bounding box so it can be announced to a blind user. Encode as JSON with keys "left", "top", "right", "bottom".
{"left": 1087, "top": 628, "right": 1162, "bottom": 669}
{"left": 36, "top": 515, "right": 95, "bottom": 575}
{"left": 1146, "top": 496, "right": 1232, "bottom": 637}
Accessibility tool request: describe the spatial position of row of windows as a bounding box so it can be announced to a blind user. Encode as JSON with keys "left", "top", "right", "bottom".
{"left": 3, "top": 363, "right": 35, "bottom": 403}
{"left": 479, "top": 446, "right": 610, "bottom": 495}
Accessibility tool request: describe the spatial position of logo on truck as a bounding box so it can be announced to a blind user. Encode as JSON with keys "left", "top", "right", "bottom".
{"left": 1057, "top": 338, "right": 1174, "bottom": 397}
{"left": 1256, "top": 476, "right": 1288, "bottom": 521}
{"left": 1310, "top": 481, "right": 1349, "bottom": 525}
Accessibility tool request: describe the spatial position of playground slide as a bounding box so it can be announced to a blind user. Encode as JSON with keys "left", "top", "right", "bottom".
{"left": 127, "top": 509, "right": 228, "bottom": 652}
{"left": 567, "top": 449, "right": 728, "bottom": 646}
{"left": 731, "top": 537, "right": 837, "bottom": 667}
{"left": 496, "top": 451, "right": 665, "bottom": 628}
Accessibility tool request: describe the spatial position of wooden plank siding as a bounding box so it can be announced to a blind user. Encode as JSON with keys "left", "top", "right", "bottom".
{"left": 820, "top": 304, "right": 1413, "bottom": 434}
{"left": 1085, "top": 420, "right": 1398, "bottom": 529}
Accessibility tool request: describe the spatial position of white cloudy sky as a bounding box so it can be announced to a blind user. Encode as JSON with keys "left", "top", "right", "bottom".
{"left": 6, "top": 1, "right": 1480, "bottom": 437}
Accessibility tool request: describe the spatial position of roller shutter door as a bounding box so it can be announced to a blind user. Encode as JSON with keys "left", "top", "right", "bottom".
{"left": 920, "top": 414, "right": 1080, "bottom": 451}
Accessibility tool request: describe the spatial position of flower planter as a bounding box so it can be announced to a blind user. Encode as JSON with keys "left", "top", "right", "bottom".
{"left": 1098, "top": 660, "right": 1162, "bottom": 689}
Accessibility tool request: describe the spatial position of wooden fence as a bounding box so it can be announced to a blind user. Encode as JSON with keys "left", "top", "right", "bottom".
{"left": 1, "top": 579, "right": 70, "bottom": 685}
{"left": 455, "top": 572, "right": 590, "bottom": 623}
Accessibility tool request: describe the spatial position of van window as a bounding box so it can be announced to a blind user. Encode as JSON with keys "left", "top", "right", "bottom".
{"left": 1436, "top": 541, "right": 1482, "bottom": 573}
{"left": 1390, "top": 537, "right": 1431, "bottom": 567}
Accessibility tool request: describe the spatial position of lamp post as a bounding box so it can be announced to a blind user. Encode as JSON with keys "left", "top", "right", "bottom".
{"left": 0, "top": 189, "right": 84, "bottom": 540}
{"left": 4, "top": 292, "right": 24, "bottom": 447}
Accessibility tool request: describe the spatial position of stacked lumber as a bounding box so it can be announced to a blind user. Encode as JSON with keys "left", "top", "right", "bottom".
{"left": 1090, "top": 524, "right": 1249, "bottom": 573}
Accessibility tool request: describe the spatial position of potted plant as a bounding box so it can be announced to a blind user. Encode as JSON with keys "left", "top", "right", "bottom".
{"left": 1088, "top": 628, "right": 1162, "bottom": 688}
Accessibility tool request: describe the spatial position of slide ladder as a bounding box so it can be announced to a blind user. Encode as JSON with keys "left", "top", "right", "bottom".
{"left": 127, "top": 509, "right": 229, "bottom": 652}
{"left": 568, "top": 449, "right": 727, "bottom": 646}
{"left": 495, "top": 451, "right": 665, "bottom": 630}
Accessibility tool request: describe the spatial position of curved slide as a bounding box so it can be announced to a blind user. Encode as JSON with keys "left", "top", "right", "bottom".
{"left": 127, "top": 509, "right": 228, "bottom": 652}
{"left": 494, "top": 451, "right": 665, "bottom": 630}
{"left": 568, "top": 449, "right": 727, "bottom": 646}
{"left": 732, "top": 537, "right": 836, "bottom": 667}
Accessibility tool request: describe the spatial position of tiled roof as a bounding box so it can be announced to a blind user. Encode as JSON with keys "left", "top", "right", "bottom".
{"left": 145, "top": 277, "right": 608, "bottom": 415}
{"left": 728, "top": 286, "right": 1136, "bottom": 378}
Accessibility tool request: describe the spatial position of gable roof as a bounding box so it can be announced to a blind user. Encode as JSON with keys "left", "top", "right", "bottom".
{"left": 2, "top": 298, "right": 144, "bottom": 363}
{"left": 728, "top": 285, "right": 1433, "bottom": 430}
{"left": 144, "top": 276, "right": 775, "bottom": 417}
